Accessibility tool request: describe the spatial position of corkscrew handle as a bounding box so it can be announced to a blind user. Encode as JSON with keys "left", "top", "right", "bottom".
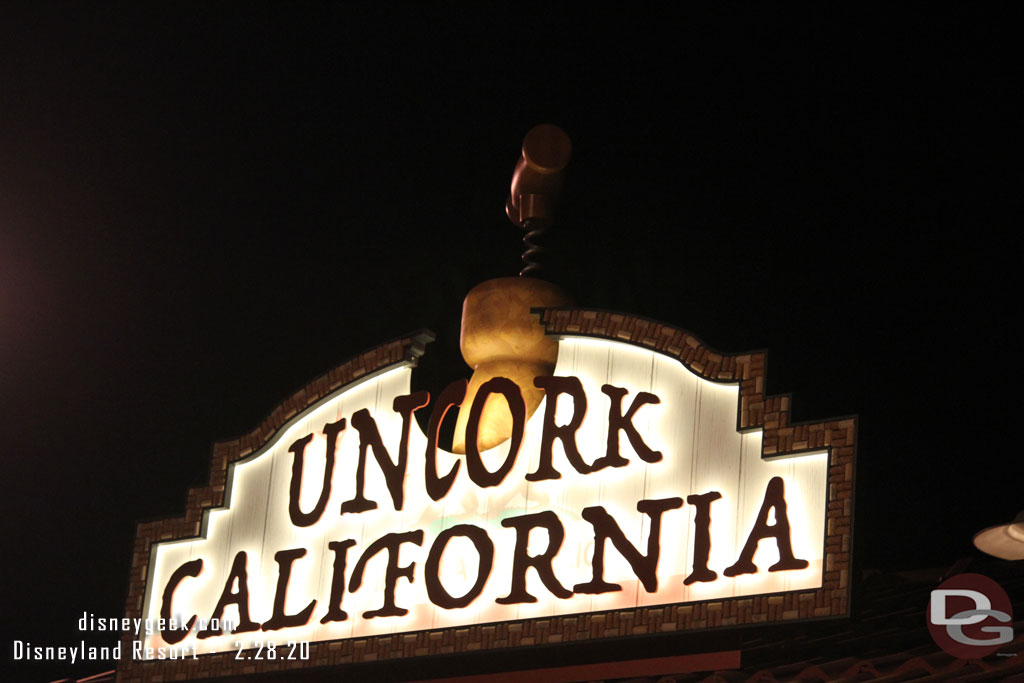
{"left": 505, "top": 124, "right": 571, "bottom": 276}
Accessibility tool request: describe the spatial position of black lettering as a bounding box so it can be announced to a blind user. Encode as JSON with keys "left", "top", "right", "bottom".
{"left": 160, "top": 559, "right": 202, "bottom": 645}
{"left": 527, "top": 375, "right": 591, "bottom": 481}
{"left": 424, "top": 525, "right": 494, "bottom": 609}
{"left": 573, "top": 498, "right": 682, "bottom": 594}
{"left": 495, "top": 511, "right": 572, "bottom": 604}
{"left": 465, "top": 377, "right": 525, "bottom": 488}
{"left": 340, "top": 409, "right": 407, "bottom": 513}
{"left": 684, "top": 491, "right": 722, "bottom": 585}
{"left": 348, "top": 531, "right": 424, "bottom": 618}
{"left": 262, "top": 548, "right": 316, "bottom": 631}
{"left": 591, "top": 384, "right": 662, "bottom": 470}
{"left": 724, "top": 476, "right": 809, "bottom": 576}
{"left": 320, "top": 540, "right": 357, "bottom": 624}
{"left": 425, "top": 380, "right": 466, "bottom": 501}
{"left": 287, "top": 419, "right": 345, "bottom": 527}
{"left": 198, "top": 552, "right": 259, "bottom": 638}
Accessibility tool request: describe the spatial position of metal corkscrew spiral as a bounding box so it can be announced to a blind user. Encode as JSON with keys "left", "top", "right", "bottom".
{"left": 519, "top": 218, "right": 545, "bottom": 276}
{"left": 505, "top": 124, "right": 571, "bottom": 277}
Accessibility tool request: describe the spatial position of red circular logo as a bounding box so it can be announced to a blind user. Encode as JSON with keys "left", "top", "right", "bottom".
{"left": 927, "top": 573, "right": 1013, "bottom": 659}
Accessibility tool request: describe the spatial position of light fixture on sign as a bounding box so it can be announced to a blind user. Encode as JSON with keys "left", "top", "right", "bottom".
{"left": 973, "top": 511, "right": 1024, "bottom": 560}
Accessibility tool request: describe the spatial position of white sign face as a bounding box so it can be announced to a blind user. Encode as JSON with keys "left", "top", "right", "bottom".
{"left": 139, "top": 336, "right": 827, "bottom": 658}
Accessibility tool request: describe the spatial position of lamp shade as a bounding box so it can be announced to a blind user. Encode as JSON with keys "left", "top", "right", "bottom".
{"left": 974, "top": 511, "right": 1024, "bottom": 560}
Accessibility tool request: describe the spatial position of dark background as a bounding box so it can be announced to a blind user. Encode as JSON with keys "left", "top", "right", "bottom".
{"left": 1, "top": 4, "right": 1017, "bottom": 681}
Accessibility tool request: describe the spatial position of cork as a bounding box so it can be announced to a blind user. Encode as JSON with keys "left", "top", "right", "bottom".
{"left": 452, "top": 277, "right": 571, "bottom": 453}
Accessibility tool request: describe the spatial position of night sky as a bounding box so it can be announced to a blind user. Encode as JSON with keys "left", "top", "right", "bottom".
{"left": 1, "top": 5, "right": 1018, "bottom": 681}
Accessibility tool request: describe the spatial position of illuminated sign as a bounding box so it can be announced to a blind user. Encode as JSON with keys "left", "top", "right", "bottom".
{"left": 121, "top": 312, "right": 855, "bottom": 680}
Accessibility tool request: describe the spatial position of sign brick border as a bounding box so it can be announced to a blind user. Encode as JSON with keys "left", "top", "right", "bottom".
{"left": 116, "top": 312, "right": 855, "bottom": 682}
